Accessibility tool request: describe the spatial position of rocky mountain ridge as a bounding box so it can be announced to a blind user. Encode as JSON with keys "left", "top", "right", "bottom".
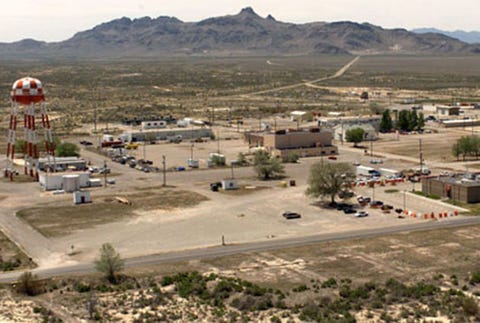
{"left": 1, "top": 7, "right": 478, "bottom": 58}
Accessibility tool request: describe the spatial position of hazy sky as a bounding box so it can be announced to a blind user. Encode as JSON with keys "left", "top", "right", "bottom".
{"left": 1, "top": 0, "right": 479, "bottom": 42}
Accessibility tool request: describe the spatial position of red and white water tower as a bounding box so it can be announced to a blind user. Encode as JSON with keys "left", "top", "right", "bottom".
{"left": 4, "top": 77, "right": 55, "bottom": 180}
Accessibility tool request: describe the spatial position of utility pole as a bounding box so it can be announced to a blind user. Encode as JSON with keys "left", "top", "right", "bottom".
{"left": 93, "top": 106, "right": 97, "bottom": 133}
{"left": 212, "top": 105, "right": 215, "bottom": 126}
{"left": 419, "top": 138, "right": 423, "bottom": 173}
{"left": 143, "top": 140, "right": 146, "bottom": 160}
{"left": 217, "top": 129, "right": 220, "bottom": 154}
{"left": 103, "top": 160, "right": 107, "bottom": 187}
{"left": 190, "top": 143, "right": 194, "bottom": 160}
{"left": 370, "top": 140, "right": 373, "bottom": 157}
{"left": 162, "top": 155, "right": 166, "bottom": 187}
{"left": 231, "top": 162, "right": 235, "bottom": 179}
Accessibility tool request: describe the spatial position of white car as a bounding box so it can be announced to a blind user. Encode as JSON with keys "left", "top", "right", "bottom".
{"left": 354, "top": 211, "right": 369, "bottom": 218}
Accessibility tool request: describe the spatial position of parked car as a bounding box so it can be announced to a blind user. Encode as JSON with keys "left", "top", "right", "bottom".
{"left": 343, "top": 207, "right": 356, "bottom": 214}
{"left": 370, "top": 200, "right": 384, "bottom": 207}
{"left": 357, "top": 196, "right": 371, "bottom": 204}
{"left": 327, "top": 156, "right": 337, "bottom": 160}
{"left": 369, "top": 159, "right": 384, "bottom": 164}
{"left": 98, "top": 167, "right": 111, "bottom": 174}
{"left": 336, "top": 203, "right": 353, "bottom": 211}
{"left": 354, "top": 211, "right": 369, "bottom": 218}
{"left": 282, "top": 211, "right": 301, "bottom": 219}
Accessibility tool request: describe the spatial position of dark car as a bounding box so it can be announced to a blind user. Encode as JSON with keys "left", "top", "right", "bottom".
{"left": 80, "top": 140, "right": 93, "bottom": 146}
{"left": 282, "top": 211, "right": 301, "bottom": 219}
{"left": 370, "top": 200, "right": 384, "bottom": 207}
{"left": 336, "top": 203, "right": 353, "bottom": 211}
{"left": 343, "top": 207, "right": 356, "bottom": 214}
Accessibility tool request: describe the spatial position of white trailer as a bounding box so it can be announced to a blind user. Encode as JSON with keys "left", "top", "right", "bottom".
{"left": 356, "top": 165, "right": 375, "bottom": 177}
{"left": 379, "top": 168, "right": 402, "bottom": 178}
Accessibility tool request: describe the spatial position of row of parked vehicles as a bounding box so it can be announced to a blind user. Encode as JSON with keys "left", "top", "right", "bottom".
{"left": 111, "top": 155, "right": 159, "bottom": 173}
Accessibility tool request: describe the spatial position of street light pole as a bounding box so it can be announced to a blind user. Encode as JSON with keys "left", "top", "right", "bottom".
{"left": 419, "top": 138, "right": 423, "bottom": 173}
{"left": 162, "top": 155, "right": 166, "bottom": 187}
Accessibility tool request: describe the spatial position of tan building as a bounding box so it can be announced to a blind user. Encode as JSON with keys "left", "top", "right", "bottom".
{"left": 436, "top": 105, "right": 460, "bottom": 116}
{"left": 246, "top": 128, "right": 337, "bottom": 160}
{"left": 422, "top": 175, "right": 480, "bottom": 203}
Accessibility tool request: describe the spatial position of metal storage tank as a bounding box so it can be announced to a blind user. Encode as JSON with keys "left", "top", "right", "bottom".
{"left": 62, "top": 175, "right": 80, "bottom": 192}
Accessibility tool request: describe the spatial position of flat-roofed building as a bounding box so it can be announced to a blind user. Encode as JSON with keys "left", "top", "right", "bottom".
{"left": 245, "top": 128, "right": 337, "bottom": 160}
{"left": 422, "top": 175, "right": 480, "bottom": 203}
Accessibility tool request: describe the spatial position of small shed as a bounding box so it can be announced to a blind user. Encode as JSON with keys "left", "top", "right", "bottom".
{"left": 221, "top": 179, "right": 238, "bottom": 190}
{"left": 73, "top": 191, "right": 92, "bottom": 204}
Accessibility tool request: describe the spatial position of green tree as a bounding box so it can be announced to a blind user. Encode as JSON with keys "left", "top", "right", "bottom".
{"left": 452, "top": 143, "right": 461, "bottom": 161}
{"left": 253, "top": 150, "right": 285, "bottom": 180}
{"left": 417, "top": 112, "right": 425, "bottom": 130}
{"left": 55, "top": 142, "right": 80, "bottom": 157}
{"left": 94, "top": 243, "right": 124, "bottom": 284}
{"left": 210, "top": 154, "right": 226, "bottom": 166}
{"left": 379, "top": 110, "right": 393, "bottom": 133}
{"left": 408, "top": 110, "right": 418, "bottom": 131}
{"left": 236, "top": 152, "right": 248, "bottom": 166}
{"left": 454, "top": 135, "right": 480, "bottom": 161}
{"left": 396, "top": 110, "right": 410, "bottom": 131}
{"left": 345, "top": 127, "right": 365, "bottom": 147}
{"left": 306, "top": 162, "right": 356, "bottom": 204}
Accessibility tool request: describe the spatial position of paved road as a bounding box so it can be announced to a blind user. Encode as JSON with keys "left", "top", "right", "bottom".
{"left": 0, "top": 215, "right": 478, "bottom": 283}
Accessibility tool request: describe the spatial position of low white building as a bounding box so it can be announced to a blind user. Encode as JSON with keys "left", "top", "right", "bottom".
{"left": 290, "top": 110, "right": 306, "bottom": 121}
{"left": 73, "top": 191, "right": 92, "bottom": 204}
{"left": 39, "top": 172, "right": 91, "bottom": 191}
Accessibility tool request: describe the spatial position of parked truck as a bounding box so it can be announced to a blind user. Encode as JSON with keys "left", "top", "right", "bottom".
{"left": 356, "top": 165, "right": 380, "bottom": 177}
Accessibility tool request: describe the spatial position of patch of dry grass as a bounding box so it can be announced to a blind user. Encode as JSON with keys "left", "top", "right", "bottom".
{"left": 17, "top": 189, "right": 208, "bottom": 237}
{"left": 180, "top": 225, "right": 480, "bottom": 288}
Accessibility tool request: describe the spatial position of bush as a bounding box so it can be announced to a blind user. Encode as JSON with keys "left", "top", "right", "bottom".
{"left": 321, "top": 278, "right": 337, "bottom": 288}
{"left": 470, "top": 271, "right": 480, "bottom": 285}
{"left": 16, "top": 271, "right": 41, "bottom": 296}
{"left": 463, "top": 297, "right": 479, "bottom": 316}
{"left": 74, "top": 282, "right": 91, "bottom": 293}
{"left": 161, "top": 276, "right": 174, "bottom": 286}
{"left": 292, "top": 284, "right": 309, "bottom": 293}
{"left": 285, "top": 152, "right": 299, "bottom": 163}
